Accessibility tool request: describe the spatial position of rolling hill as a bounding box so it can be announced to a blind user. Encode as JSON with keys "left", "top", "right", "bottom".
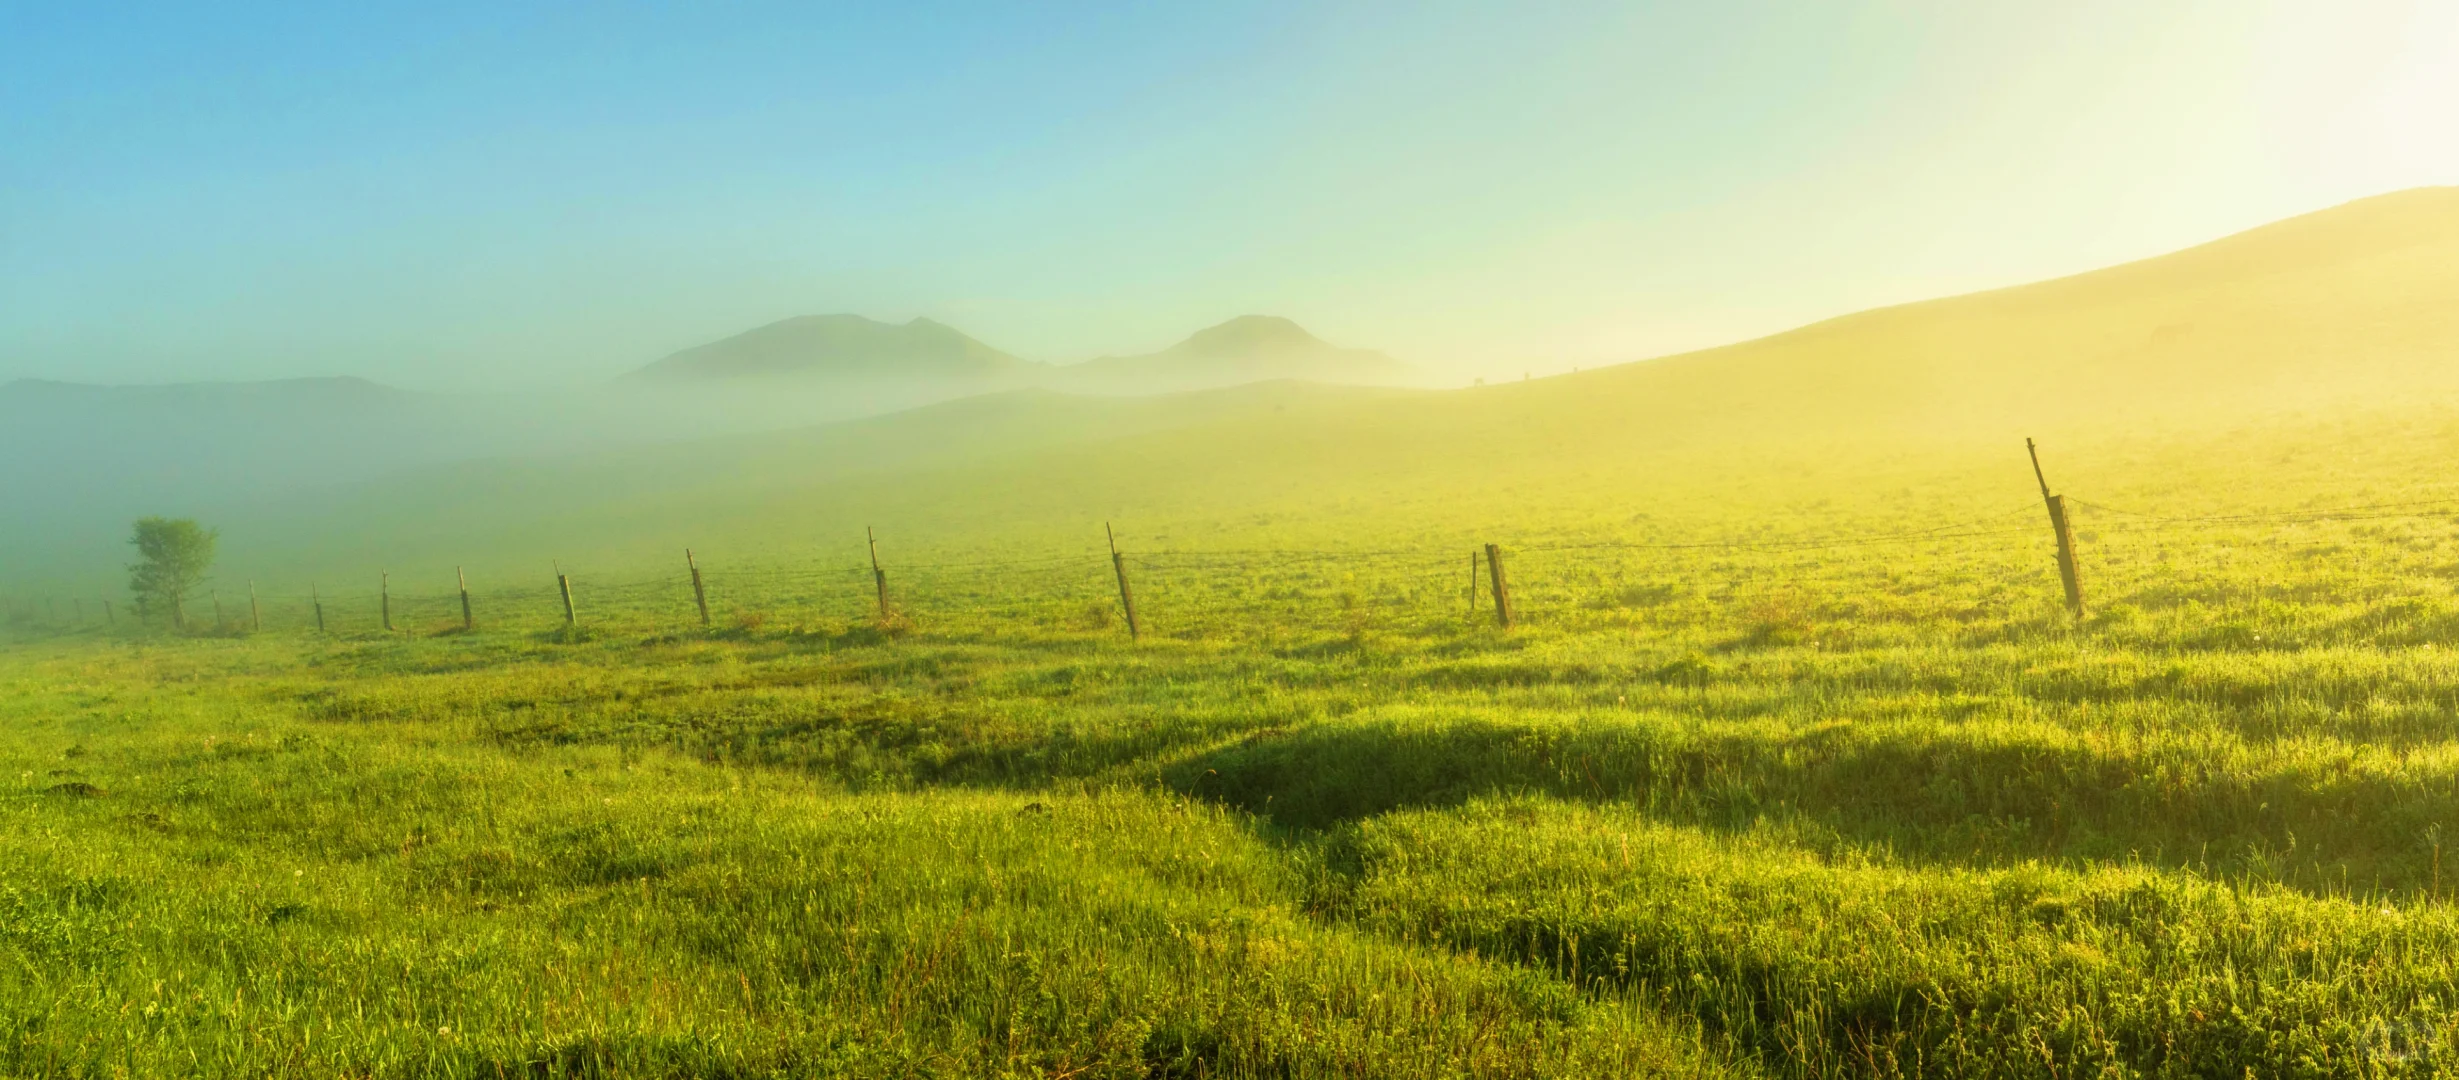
{"left": 0, "top": 313, "right": 1421, "bottom": 579}
{"left": 17, "top": 187, "right": 2459, "bottom": 588}
{"left": 1049, "top": 315, "right": 1414, "bottom": 393}
{"left": 1500, "top": 185, "right": 2459, "bottom": 441}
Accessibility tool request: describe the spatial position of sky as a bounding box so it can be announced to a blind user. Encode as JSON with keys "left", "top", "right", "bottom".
{"left": 2, "top": 0, "right": 2455, "bottom": 390}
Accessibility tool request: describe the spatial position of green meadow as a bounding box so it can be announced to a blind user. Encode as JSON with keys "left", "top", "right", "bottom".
{"left": 9, "top": 191, "right": 2459, "bottom": 1077}
{"left": 15, "top": 400, "right": 2459, "bottom": 1077}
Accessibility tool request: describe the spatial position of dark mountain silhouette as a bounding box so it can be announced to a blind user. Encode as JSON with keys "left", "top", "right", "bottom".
{"left": 627, "top": 313, "right": 1412, "bottom": 394}
{"left": 629, "top": 315, "right": 1027, "bottom": 381}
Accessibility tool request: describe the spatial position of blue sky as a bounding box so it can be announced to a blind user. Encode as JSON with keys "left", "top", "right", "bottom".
{"left": 3, "top": 1, "right": 2454, "bottom": 388}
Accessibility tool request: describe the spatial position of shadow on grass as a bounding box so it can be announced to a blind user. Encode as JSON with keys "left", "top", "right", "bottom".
{"left": 1163, "top": 711, "right": 2457, "bottom": 897}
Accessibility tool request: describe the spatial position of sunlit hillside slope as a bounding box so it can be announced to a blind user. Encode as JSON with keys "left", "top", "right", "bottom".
{"left": 25, "top": 188, "right": 2459, "bottom": 589}
{"left": 1492, "top": 185, "right": 2459, "bottom": 442}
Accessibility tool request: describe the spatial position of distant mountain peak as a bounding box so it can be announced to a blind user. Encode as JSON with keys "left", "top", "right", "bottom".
{"left": 1059, "top": 315, "right": 1411, "bottom": 390}
{"left": 630, "top": 314, "right": 1025, "bottom": 381}
{"left": 624, "top": 310, "right": 1411, "bottom": 394}
{"left": 1179, "top": 315, "right": 1323, "bottom": 354}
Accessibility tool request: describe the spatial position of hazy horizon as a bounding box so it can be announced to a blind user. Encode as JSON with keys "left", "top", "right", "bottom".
{"left": 17, "top": 11, "right": 2459, "bottom": 1074}
{"left": 6, "top": 1, "right": 2456, "bottom": 392}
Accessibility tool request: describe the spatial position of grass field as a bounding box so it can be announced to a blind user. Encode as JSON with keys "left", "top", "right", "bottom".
{"left": 12, "top": 401, "right": 2459, "bottom": 1077}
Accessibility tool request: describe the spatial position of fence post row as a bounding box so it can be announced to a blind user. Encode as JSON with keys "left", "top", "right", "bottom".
{"left": 1485, "top": 543, "right": 1514, "bottom": 629}
{"left": 55, "top": 456, "right": 2361, "bottom": 644}
{"left": 2026, "top": 438, "right": 2087, "bottom": 620}
{"left": 687, "top": 549, "right": 710, "bottom": 629}
{"left": 1107, "top": 523, "right": 1140, "bottom": 640}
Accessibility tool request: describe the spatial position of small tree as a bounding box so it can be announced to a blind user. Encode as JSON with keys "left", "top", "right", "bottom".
{"left": 128, "top": 517, "right": 217, "bottom": 629}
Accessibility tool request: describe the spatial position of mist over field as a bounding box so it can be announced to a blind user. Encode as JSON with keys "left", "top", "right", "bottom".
{"left": 12, "top": 187, "right": 2456, "bottom": 594}
{"left": 7, "top": 4, "right": 2459, "bottom": 1078}
{"left": 0, "top": 311, "right": 1428, "bottom": 581}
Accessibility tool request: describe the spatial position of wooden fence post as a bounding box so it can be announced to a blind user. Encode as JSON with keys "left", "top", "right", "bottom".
{"left": 2026, "top": 438, "right": 2086, "bottom": 619}
{"left": 867, "top": 527, "right": 889, "bottom": 622}
{"left": 172, "top": 592, "right": 185, "bottom": 630}
{"left": 102, "top": 598, "right": 113, "bottom": 626}
{"left": 2046, "top": 495, "right": 2084, "bottom": 618}
{"left": 558, "top": 570, "right": 578, "bottom": 627}
{"left": 381, "top": 572, "right": 394, "bottom": 632}
{"left": 458, "top": 566, "right": 474, "bottom": 631}
{"left": 211, "top": 590, "right": 224, "bottom": 630}
{"left": 311, "top": 584, "right": 325, "bottom": 634}
{"left": 1107, "top": 523, "right": 1140, "bottom": 640}
{"left": 1484, "top": 543, "right": 1514, "bottom": 628}
{"left": 687, "top": 549, "right": 710, "bottom": 629}
{"left": 249, "top": 581, "right": 261, "bottom": 632}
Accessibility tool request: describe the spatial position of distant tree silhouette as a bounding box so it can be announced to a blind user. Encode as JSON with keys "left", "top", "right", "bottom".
{"left": 128, "top": 517, "right": 216, "bottom": 629}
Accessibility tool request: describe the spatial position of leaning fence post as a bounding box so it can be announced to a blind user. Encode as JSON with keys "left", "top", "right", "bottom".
{"left": 687, "top": 549, "right": 710, "bottom": 629}
{"left": 311, "top": 584, "right": 324, "bottom": 633}
{"left": 457, "top": 566, "right": 474, "bottom": 631}
{"left": 249, "top": 581, "right": 261, "bottom": 632}
{"left": 1106, "top": 523, "right": 1141, "bottom": 640}
{"left": 381, "top": 572, "right": 394, "bottom": 632}
{"left": 1484, "top": 543, "right": 1514, "bottom": 628}
{"left": 867, "top": 527, "right": 889, "bottom": 622}
{"left": 557, "top": 568, "right": 578, "bottom": 627}
{"left": 212, "top": 590, "right": 224, "bottom": 631}
{"left": 102, "top": 598, "right": 113, "bottom": 627}
{"left": 2026, "top": 438, "right": 2086, "bottom": 619}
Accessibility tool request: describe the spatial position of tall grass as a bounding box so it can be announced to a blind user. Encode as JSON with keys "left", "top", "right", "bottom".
{"left": 11, "top": 410, "right": 2459, "bottom": 1075}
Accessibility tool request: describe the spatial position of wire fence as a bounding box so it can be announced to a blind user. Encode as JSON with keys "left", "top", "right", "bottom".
{"left": 9, "top": 492, "right": 2459, "bottom": 645}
